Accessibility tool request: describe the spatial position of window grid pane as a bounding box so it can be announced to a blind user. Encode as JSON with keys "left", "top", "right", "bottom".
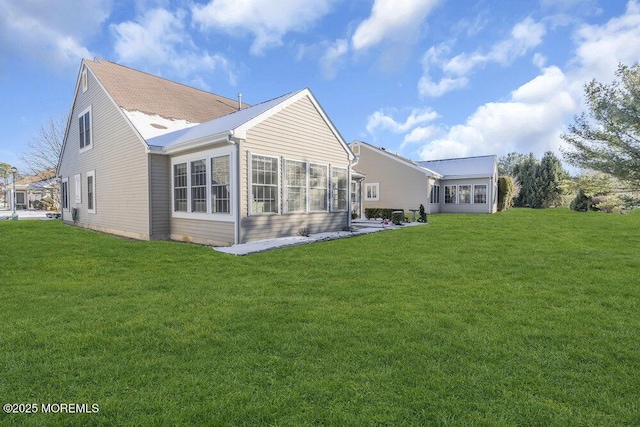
{"left": 286, "top": 160, "right": 307, "bottom": 213}
{"left": 211, "top": 155, "right": 230, "bottom": 213}
{"left": 444, "top": 185, "right": 457, "bottom": 204}
{"left": 174, "top": 163, "right": 187, "bottom": 212}
{"left": 251, "top": 155, "right": 278, "bottom": 214}
{"left": 474, "top": 185, "right": 487, "bottom": 204}
{"left": 191, "top": 160, "right": 207, "bottom": 212}
{"left": 459, "top": 185, "right": 471, "bottom": 204}
{"left": 309, "top": 163, "right": 328, "bottom": 212}
{"left": 332, "top": 168, "right": 348, "bottom": 211}
{"left": 87, "top": 176, "right": 94, "bottom": 210}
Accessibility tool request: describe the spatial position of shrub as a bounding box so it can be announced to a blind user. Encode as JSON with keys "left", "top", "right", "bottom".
{"left": 391, "top": 211, "right": 404, "bottom": 225}
{"left": 417, "top": 204, "right": 427, "bottom": 222}
{"left": 298, "top": 227, "right": 310, "bottom": 237}
{"left": 364, "top": 208, "right": 398, "bottom": 220}
{"left": 498, "top": 176, "right": 516, "bottom": 211}
{"left": 570, "top": 189, "right": 592, "bottom": 212}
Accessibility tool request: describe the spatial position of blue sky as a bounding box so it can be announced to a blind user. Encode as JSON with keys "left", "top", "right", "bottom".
{"left": 1, "top": 0, "right": 638, "bottom": 175}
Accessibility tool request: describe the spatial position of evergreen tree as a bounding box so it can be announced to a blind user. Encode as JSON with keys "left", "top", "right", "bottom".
{"left": 562, "top": 62, "right": 640, "bottom": 187}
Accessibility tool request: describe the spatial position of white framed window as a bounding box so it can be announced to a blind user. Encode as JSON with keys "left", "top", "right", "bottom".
{"left": 331, "top": 167, "right": 348, "bottom": 212}
{"left": 211, "top": 155, "right": 230, "bottom": 213}
{"left": 364, "top": 182, "right": 379, "bottom": 201}
{"left": 78, "top": 106, "right": 92, "bottom": 152}
{"left": 81, "top": 68, "right": 88, "bottom": 93}
{"left": 284, "top": 159, "right": 307, "bottom": 213}
{"left": 61, "top": 177, "right": 69, "bottom": 211}
{"left": 250, "top": 153, "right": 279, "bottom": 215}
{"left": 74, "top": 174, "right": 81, "bottom": 203}
{"left": 309, "top": 163, "right": 328, "bottom": 212}
{"left": 87, "top": 170, "right": 96, "bottom": 214}
{"left": 444, "top": 185, "right": 456, "bottom": 204}
{"left": 171, "top": 147, "right": 234, "bottom": 220}
{"left": 190, "top": 159, "right": 207, "bottom": 213}
{"left": 173, "top": 163, "right": 187, "bottom": 212}
{"left": 459, "top": 185, "right": 471, "bottom": 204}
{"left": 474, "top": 184, "right": 487, "bottom": 204}
{"left": 430, "top": 184, "right": 440, "bottom": 204}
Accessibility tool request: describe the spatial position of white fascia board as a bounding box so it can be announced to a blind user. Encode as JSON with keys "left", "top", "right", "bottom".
{"left": 355, "top": 141, "right": 440, "bottom": 177}
{"left": 442, "top": 174, "right": 493, "bottom": 180}
{"left": 160, "top": 131, "right": 232, "bottom": 155}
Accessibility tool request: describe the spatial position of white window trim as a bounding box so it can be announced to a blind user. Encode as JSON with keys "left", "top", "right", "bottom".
{"left": 61, "top": 177, "right": 69, "bottom": 212}
{"left": 458, "top": 184, "right": 472, "bottom": 204}
{"left": 309, "top": 162, "right": 329, "bottom": 213}
{"left": 81, "top": 68, "right": 88, "bottom": 93}
{"left": 330, "top": 166, "right": 349, "bottom": 212}
{"left": 283, "top": 158, "right": 308, "bottom": 214}
{"left": 444, "top": 184, "right": 457, "bottom": 204}
{"left": 87, "top": 170, "right": 96, "bottom": 214}
{"left": 473, "top": 184, "right": 488, "bottom": 204}
{"left": 74, "top": 173, "right": 81, "bottom": 204}
{"left": 364, "top": 182, "right": 380, "bottom": 201}
{"left": 78, "top": 105, "right": 93, "bottom": 153}
{"left": 170, "top": 147, "right": 235, "bottom": 222}
{"left": 248, "top": 152, "right": 280, "bottom": 216}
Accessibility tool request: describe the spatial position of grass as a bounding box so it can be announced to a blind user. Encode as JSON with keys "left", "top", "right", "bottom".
{"left": 1, "top": 208, "right": 639, "bottom": 426}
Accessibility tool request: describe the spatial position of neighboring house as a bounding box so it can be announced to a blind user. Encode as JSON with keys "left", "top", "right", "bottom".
{"left": 57, "top": 58, "right": 355, "bottom": 245}
{"left": 417, "top": 156, "right": 498, "bottom": 214}
{"left": 9, "top": 168, "right": 59, "bottom": 210}
{"left": 351, "top": 141, "right": 498, "bottom": 215}
{"left": 350, "top": 141, "right": 441, "bottom": 217}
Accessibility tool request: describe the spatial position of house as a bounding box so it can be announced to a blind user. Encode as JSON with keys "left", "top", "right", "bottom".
{"left": 417, "top": 156, "right": 498, "bottom": 214}
{"left": 57, "top": 58, "right": 355, "bottom": 245}
{"left": 9, "top": 168, "right": 59, "bottom": 210}
{"left": 350, "top": 140, "right": 441, "bottom": 217}
{"left": 350, "top": 141, "right": 498, "bottom": 215}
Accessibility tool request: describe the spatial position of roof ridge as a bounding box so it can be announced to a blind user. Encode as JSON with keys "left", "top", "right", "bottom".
{"left": 418, "top": 154, "right": 496, "bottom": 162}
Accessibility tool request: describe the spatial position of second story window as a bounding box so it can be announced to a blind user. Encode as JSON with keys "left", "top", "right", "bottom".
{"left": 79, "top": 107, "right": 92, "bottom": 151}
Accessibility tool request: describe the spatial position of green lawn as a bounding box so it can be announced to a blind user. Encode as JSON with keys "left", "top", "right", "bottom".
{"left": 1, "top": 209, "right": 639, "bottom": 426}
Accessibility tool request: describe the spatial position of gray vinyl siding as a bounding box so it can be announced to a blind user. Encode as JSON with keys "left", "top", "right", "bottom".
{"left": 149, "top": 154, "right": 170, "bottom": 239}
{"left": 355, "top": 144, "right": 429, "bottom": 213}
{"left": 239, "top": 95, "right": 351, "bottom": 243}
{"left": 171, "top": 218, "right": 234, "bottom": 246}
{"left": 58, "top": 66, "right": 151, "bottom": 239}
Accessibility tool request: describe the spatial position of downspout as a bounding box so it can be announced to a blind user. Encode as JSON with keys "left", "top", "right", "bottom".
{"left": 234, "top": 139, "right": 242, "bottom": 245}
{"left": 348, "top": 160, "right": 352, "bottom": 229}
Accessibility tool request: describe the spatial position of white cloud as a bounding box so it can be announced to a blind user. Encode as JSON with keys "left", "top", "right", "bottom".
{"left": 419, "top": 17, "right": 546, "bottom": 98}
{"left": 417, "top": 75, "right": 468, "bottom": 97}
{"left": 191, "top": 0, "right": 335, "bottom": 56}
{"left": 571, "top": 0, "right": 640, "bottom": 84}
{"left": 0, "top": 0, "right": 109, "bottom": 69}
{"left": 366, "top": 108, "right": 438, "bottom": 134}
{"left": 351, "top": 0, "right": 440, "bottom": 51}
{"left": 111, "top": 8, "right": 236, "bottom": 86}
{"left": 320, "top": 39, "right": 348, "bottom": 79}
{"left": 417, "top": 66, "right": 576, "bottom": 159}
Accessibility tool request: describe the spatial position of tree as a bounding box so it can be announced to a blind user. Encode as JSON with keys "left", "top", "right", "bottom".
{"left": 19, "top": 115, "right": 66, "bottom": 177}
{"left": 536, "top": 151, "right": 565, "bottom": 208}
{"left": 562, "top": 62, "right": 640, "bottom": 187}
{"left": 511, "top": 152, "right": 568, "bottom": 209}
{"left": 0, "top": 162, "right": 12, "bottom": 209}
{"left": 498, "top": 152, "right": 527, "bottom": 176}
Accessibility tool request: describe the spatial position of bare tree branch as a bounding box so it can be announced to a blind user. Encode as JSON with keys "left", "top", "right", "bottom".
{"left": 19, "top": 115, "right": 67, "bottom": 178}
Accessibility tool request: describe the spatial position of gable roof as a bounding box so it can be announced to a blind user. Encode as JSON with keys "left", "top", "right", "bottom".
{"left": 351, "top": 140, "right": 441, "bottom": 178}
{"left": 150, "top": 88, "right": 355, "bottom": 160}
{"left": 147, "top": 91, "right": 299, "bottom": 150}
{"left": 417, "top": 155, "right": 497, "bottom": 179}
{"left": 85, "top": 58, "right": 245, "bottom": 124}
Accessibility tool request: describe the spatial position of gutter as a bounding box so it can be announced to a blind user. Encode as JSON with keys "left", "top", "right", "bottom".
{"left": 159, "top": 131, "right": 234, "bottom": 155}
